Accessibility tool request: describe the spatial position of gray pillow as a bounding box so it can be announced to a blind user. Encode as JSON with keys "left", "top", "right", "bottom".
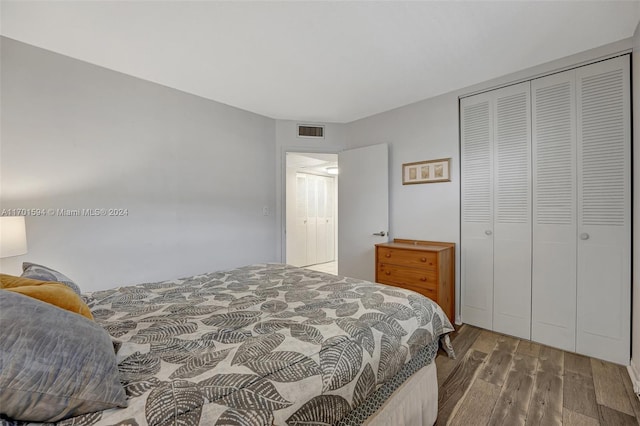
{"left": 21, "top": 262, "right": 82, "bottom": 295}
{"left": 0, "top": 291, "right": 128, "bottom": 422}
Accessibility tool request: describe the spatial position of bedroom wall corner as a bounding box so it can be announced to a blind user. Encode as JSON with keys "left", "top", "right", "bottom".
{"left": 0, "top": 37, "right": 279, "bottom": 291}
{"left": 345, "top": 93, "right": 462, "bottom": 323}
{"left": 630, "top": 20, "right": 640, "bottom": 393}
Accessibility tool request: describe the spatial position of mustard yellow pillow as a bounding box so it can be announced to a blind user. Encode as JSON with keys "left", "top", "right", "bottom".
{"left": 0, "top": 274, "right": 53, "bottom": 289}
{"left": 0, "top": 275, "right": 93, "bottom": 320}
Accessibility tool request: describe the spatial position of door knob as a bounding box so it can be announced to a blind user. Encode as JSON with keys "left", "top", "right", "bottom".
{"left": 485, "top": 230, "right": 493, "bottom": 236}
{"left": 373, "top": 231, "right": 387, "bottom": 237}
{"left": 580, "top": 233, "right": 589, "bottom": 240}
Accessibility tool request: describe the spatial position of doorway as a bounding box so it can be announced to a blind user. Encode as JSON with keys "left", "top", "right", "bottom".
{"left": 285, "top": 152, "right": 338, "bottom": 274}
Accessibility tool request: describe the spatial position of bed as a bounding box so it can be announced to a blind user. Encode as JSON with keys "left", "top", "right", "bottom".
{"left": 1, "top": 263, "right": 454, "bottom": 426}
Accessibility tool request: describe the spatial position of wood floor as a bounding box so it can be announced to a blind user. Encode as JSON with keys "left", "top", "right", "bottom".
{"left": 435, "top": 325, "right": 640, "bottom": 425}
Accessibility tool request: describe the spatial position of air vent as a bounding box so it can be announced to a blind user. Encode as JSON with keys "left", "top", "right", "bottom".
{"left": 298, "top": 125, "right": 324, "bottom": 138}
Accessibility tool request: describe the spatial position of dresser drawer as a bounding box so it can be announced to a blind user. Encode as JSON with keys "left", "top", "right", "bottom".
{"left": 385, "top": 281, "right": 437, "bottom": 301}
{"left": 376, "top": 240, "right": 455, "bottom": 323}
{"left": 377, "top": 247, "right": 437, "bottom": 270}
{"left": 377, "top": 263, "right": 437, "bottom": 291}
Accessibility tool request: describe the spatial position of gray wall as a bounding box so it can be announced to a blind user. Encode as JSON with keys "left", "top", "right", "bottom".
{"left": 0, "top": 37, "right": 277, "bottom": 291}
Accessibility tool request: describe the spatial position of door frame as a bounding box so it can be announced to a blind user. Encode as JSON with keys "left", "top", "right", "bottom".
{"left": 279, "top": 146, "right": 340, "bottom": 264}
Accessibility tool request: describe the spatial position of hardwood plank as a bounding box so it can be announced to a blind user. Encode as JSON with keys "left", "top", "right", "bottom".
{"left": 436, "top": 349, "right": 487, "bottom": 426}
{"left": 470, "top": 329, "right": 500, "bottom": 354}
{"left": 597, "top": 404, "right": 637, "bottom": 425}
{"left": 562, "top": 408, "right": 600, "bottom": 426}
{"left": 563, "top": 369, "right": 598, "bottom": 419}
{"left": 436, "top": 324, "right": 482, "bottom": 384}
{"left": 448, "top": 378, "right": 501, "bottom": 426}
{"left": 451, "top": 324, "right": 482, "bottom": 354}
{"left": 591, "top": 358, "right": 634, "bottom": 416}
{"left": 477, "top": 334, "right": 519, "bottom": 387}
{"left": 516, "top": 340, "right": 541, "bottom": 358}
{"left": 620, "top": 364, "right": 640, "bottom": 421}
{"left": 487, "top": 353, "right": 537, "bottom": 426}
{"left": 437, "top": 327, "right": 640, "bottom": 426}
{"left": 525, "top": 346, "right": 564, "bottom": 426}
{"left": 564, "top": 352, "right": 592, "bottom": 377}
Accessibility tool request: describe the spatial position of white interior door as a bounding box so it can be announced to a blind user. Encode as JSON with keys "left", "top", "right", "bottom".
{"left": 306, "top": 175, "right": 318, "bottom": 266}
{"left": 338, "top": 143, "right": 389, "bottom": 281}
{"left": 576, "top": 56, "right": 630, "bottom": 365}
{"left": 531, "top": 69, "right": 577, "bottom": 352}
{"left": 287, "top": 173, "right": 308, "bottom": 267}
{"left": 492, "top": 82, "right": 532, "bottom": 340}
{"left": 316, "top": 176, "right": 329, "bottom": 264}
{"left": 460, "top": 93, "right": 494, "bottom": 330}
{"left": 326, "top": 177, "right": 336, "bottom": 262}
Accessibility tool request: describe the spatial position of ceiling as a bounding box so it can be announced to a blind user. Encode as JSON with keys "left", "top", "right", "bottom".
{"left": 1, "top": 1, "right": 639, "bottom": 123}
{"left": 287, "top": 153, "right": 338, "bottom": 176}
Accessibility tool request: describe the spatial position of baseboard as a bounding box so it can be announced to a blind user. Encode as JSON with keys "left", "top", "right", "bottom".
{"left": 627, "top": 363, "right": 640, "bottom": 395}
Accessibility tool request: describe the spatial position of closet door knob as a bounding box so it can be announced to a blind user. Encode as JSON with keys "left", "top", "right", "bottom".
{"left": 485, "top": 230, "right": 493, "bottom": 236}
{"left": 580, "top": 233, "right": 590, "bottom": 240}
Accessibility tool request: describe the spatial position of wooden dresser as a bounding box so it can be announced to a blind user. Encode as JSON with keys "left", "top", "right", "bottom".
{"left": 375, "top": 239, "right": 455, "bottom": 322}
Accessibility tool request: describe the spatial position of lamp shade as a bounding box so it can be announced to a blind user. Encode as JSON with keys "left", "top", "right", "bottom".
{"left": 0, "top": 216, "right": 28, "bottom": 258}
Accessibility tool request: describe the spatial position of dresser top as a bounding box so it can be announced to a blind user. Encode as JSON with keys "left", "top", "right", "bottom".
{"left": 375, "top": 241, "right": 452, "bottom": 252}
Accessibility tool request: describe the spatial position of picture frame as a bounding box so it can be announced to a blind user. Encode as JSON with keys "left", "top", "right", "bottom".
{"left": 402, "top": 158, "right": 451, "bottom": 185}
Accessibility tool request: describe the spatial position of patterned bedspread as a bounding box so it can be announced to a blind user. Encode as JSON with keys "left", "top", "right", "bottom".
{"left": 59, "top": 264, "right": 454, "bottom": 425}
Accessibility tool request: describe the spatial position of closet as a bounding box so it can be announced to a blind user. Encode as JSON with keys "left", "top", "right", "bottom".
{"left": 460, "top": 55, "right": 630, "bottom": 365}
{"left": 290, "top": 173, "right": 336, "bottom": 267}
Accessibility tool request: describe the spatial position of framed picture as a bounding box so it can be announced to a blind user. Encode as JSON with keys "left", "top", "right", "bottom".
{"left": 402, "top": 158, "right": 451, "bottom": 185}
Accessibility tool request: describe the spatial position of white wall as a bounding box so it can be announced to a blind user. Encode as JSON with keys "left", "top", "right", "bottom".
{"left": 346, "top": 38, "right": 634, "bottom": 325}
{"left": 630, "top": 21, "right": 640, "bottom": 389}
{"left": 0, "top": 37, "right": 278, "bottom": 291}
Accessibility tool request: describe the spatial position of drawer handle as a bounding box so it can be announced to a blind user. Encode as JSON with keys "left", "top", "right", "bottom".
{"left": 420, "top": 277, "right": 427, "bottom": 282}
{"left": 420, "top": 257, "right": 426, "bottom": 262}
{"left": 385, "top": 253, "right": 391, "bottom": 258}
{"left": 385, "top": 271, "right": 391, "bottom": 276}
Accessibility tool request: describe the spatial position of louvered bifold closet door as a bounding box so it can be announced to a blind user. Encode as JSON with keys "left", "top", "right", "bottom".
{"left": 290, "top": 173, "right": 309, "bottom": 267}
{"left": 576, "top": 56, "right": 630, "bottom": 365}
{"left": 531, "top": 70, "right": 577, "bottom": 351}
{"left": 492, "top": 82, "right": 532, "bottom": 339}
{"left": 306, "top": 175, "right": 319, "bottom": 266}
{"left": 460, "top": 92, "right": 494, "bottom": 330}
{"left": 325, "top": 177, "right": 336, "bottom": 262}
